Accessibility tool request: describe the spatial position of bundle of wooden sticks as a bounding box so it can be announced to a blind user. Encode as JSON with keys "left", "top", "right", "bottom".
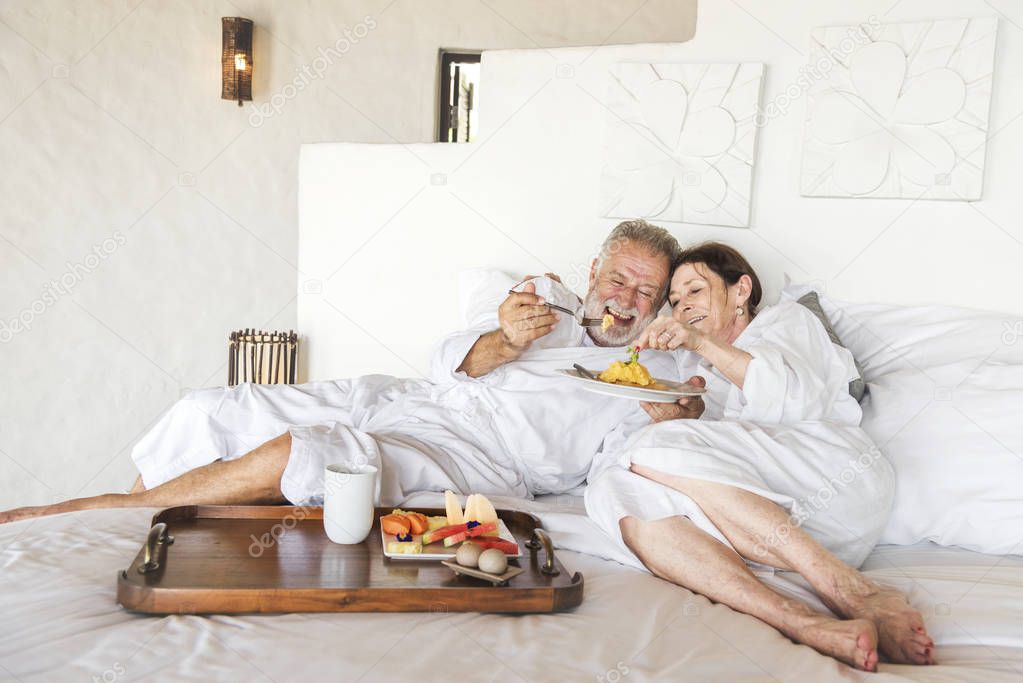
{"left": 228, "top": 329, "right": 297, "bottom": 386}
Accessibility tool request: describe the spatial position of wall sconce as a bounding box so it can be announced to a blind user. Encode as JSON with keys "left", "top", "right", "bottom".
{"left": 221, "top": 17, "right": 253, "bottom": 106}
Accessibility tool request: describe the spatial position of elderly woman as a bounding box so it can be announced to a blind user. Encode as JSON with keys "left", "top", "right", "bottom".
{"left": 585, "top": 242, "right": 933, "bottom": 672}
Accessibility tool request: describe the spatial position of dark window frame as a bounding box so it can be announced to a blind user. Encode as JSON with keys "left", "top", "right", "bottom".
{"left": 438, "top": 50, "right": 482, "bottom": 142}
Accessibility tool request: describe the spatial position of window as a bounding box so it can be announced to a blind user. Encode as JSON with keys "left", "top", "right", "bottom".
{"left": 438, "top": 50, "right": 481, "bottom": 142}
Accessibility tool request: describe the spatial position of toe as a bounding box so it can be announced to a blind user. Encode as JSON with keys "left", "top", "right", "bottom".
{"left": 910, "top": 631, "right": 932, "bottom": 647}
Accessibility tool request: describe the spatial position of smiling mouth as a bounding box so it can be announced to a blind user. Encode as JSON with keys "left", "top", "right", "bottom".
{"left": 688, "top": 315, "right": 707, "bottom": 325}
{"left": 604, "top": 306, "right": 635, "bottom": 325}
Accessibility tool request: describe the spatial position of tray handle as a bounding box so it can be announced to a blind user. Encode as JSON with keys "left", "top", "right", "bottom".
{"left": 525, "top": 528, "right": 559, "bottom": 576}
{"left": 138, "top": 522, "right": 175, "bottom": 574}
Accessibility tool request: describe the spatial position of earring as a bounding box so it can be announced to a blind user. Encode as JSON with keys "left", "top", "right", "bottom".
{"left": 736, "top": 306, "right": 743, "bottom": 317}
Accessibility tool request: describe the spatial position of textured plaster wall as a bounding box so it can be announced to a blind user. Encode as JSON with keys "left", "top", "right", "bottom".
{"left": 0, "top": 1, "right": 696, "bottom": 509}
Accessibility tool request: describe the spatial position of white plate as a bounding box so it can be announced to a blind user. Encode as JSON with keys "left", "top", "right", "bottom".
{"left": 556, "top": 367, "right": 707, "bottom": 403}
{"left": 380, "top": 518, "right": 522, "bottom": 560}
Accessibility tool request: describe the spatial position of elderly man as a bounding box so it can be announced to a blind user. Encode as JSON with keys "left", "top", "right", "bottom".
{"left": 1, "top": 220, "right": 691, "bottom": 523}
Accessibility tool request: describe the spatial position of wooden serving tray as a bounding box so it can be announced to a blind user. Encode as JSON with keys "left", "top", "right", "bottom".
{"left": 117, "top": 505, "right": 583, "bottom": 614}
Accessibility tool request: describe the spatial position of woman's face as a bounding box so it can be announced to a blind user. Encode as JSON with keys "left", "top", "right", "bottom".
{"left": 668, "top": 262, "right": 751, "bottom": 344}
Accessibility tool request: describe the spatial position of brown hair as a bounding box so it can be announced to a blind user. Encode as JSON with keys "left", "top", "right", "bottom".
{"left": 674, "top": 242, "right": 763, "bottom": 318}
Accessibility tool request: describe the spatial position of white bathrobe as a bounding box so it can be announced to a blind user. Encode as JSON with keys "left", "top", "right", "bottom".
{"left": 585, "top": 301, "right": 895, "bottom": 569}
{"left": 131, "top": 281, "right": 676, "bottom": 506}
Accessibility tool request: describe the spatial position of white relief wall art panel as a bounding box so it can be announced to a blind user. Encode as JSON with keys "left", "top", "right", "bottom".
{"left": 801, "top": 17, "right": 998, "bottom": 200}
{"left": 599, "top": 62, "right": 765, "bottom": 228}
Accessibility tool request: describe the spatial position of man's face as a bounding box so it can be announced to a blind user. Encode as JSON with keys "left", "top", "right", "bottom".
{"left": 583, "top": 240, "right": 670, "bottom": 347}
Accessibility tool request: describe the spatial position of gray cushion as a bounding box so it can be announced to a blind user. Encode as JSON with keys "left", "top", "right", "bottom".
{"left": 796, "top": 291, "right": 867, "bottom": 401}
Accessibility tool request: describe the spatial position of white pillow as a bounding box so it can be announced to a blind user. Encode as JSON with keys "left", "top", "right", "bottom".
{"left": 787, "top": 284, "right": 1023, "bottom": 555}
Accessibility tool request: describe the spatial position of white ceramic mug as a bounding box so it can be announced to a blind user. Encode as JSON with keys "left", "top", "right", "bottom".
{"left": 323, "top": 463, "right": 379, "bottom": 544}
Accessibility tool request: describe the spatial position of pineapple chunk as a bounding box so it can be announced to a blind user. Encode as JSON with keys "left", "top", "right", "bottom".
{"left": 386, "top": 540, "right": 422, "bottom": 555}
{"left": 426, "top": 515, "right": 448, "bottom": 531}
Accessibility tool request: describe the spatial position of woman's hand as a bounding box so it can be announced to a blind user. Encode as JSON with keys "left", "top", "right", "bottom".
{"left": 637, "top": 315, "right": 705, "bottom": 353}
{"left": 641, "top": 376, "right": 707, "bottom": 423}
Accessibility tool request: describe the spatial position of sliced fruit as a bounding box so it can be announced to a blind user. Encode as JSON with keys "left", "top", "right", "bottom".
{"left": 442, "top": 521, "right": 498, "bottom": 547}
{"left": 471, "top": 496, "right": 499, "bottom": 535}
{"left": 426, "top": 515, "right": 448, "bottom": 531}
{"left": 467, "top": 537, "right": 519, "bottom": 555}
{"left": 472, "top": 494, "right": 498, "bottom": 524}
{"left": 463, "top": 494, "right": 479, "bottom": 523}
{"left": 386, "top": 540, "right": 422, "bottom": 554}
{"left": 421, "top": 522, "right": 469, "bottom": 545}
{"left": 380, "top": 514, "right": 411, "bottom": 536}
{"left": 406, "top": 512, "right": 429, "bottom": 535}
{"left": 445, "top": 490, "right": 464, "bottom": 525}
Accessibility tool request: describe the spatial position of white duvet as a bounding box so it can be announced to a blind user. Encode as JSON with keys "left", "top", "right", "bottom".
{"left": 2, "top": 496, "right": 1022, "bottom": 683}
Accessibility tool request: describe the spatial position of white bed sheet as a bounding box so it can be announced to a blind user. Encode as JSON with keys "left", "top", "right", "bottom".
{"left": 2, "top": 497, "right": 1021, "bottom": 683}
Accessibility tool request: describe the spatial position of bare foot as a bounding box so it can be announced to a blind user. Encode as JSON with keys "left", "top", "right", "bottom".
{"left": 849, "top": 589, "right": 934, "bottom": 665}
{"left": 0, "top": 494, "right": 124, "bottom": 524}
{"left": 793, "top": 616, "right": 879, "bottom": 671}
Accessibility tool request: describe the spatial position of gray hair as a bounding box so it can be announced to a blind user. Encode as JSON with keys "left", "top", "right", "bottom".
{"left": 596, "top": 219, "right": 680, "bottom": 270}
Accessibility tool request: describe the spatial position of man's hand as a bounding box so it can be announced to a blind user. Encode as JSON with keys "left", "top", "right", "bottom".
{"left": 641, "top": 375, "right": 706, "bottom": 423}
{"left": 456, "top": 282, "right": 561, "bottom": 378}
{"left": 498, "top": 282, "right": 559, "bottom": 353}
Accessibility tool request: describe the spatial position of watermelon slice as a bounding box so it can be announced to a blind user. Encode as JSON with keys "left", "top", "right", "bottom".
{"left": 442, "top": 521, "right": 498, "bottom": 547}
{"left": 466, "top": 537, "right": 519, "bottom": 555}
{"left": 421, "top": 522, "right": 468, "bottom": 545}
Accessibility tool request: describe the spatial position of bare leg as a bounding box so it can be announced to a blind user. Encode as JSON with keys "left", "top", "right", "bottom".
{"left": 622, "top": 515, "right": 879, "bottom": 672}
{"left": 0, "top": 434, "right": 291, "bottom": 524}
{"left": 631, "top": 464, "right": 934, "bottom": 665}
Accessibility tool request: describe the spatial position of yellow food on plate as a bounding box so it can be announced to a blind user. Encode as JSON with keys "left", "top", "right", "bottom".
{"left": 601, "top": 313, "right": 614, "bottom": 331}
{"left": 599, "top": 360, "right": 655, "bottom": 387}
{"left": 426, "top": 515, "right": 449, "bottom": 531}
{"left": 386, "top": 540, "right": 423, "bottom": 554}
{"left": 596, "top": 345, "right": 666, "bottom": 389}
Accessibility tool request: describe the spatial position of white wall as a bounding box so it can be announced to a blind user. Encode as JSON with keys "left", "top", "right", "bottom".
{"left": 0, "top": 1, "right": 696, "bottom": 509}
{"left": 299, "top": 0, "right": 1023, "bottom": 383}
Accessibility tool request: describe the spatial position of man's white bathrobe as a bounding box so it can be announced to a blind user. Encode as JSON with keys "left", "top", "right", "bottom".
{"left": 130, "top": 287, "right": 675, "bottom": 506}
{"left": 585, "top": 301, "right": 895, "bottom": 569}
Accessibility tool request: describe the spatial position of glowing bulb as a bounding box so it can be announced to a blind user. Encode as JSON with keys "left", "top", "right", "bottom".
{"left": 234, "top": 53, "right": 247, "bottom": 71}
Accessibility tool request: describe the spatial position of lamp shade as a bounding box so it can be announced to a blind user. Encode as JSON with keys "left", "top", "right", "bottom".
{"left": 221, "top": 17, "right": 253, "bottom": 105}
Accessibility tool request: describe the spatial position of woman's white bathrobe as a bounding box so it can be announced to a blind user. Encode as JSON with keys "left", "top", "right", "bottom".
{"left": 585, "top": 301, "right": 895, "bottom": 569}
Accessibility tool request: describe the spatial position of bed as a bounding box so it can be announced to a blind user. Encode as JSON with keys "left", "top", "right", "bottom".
{"left": 2, "top": 492, "right": 1022, "bottom": 682}
{"left": 6, "top": 280, "right": 1022, "bottom": 682}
